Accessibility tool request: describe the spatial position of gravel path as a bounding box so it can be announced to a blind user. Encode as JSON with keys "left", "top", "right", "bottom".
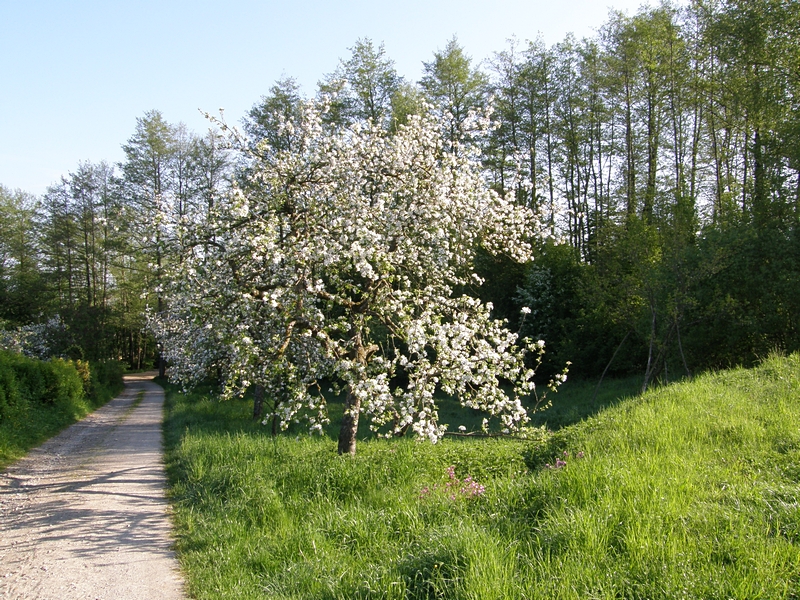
{"left": 0, "top": 372, "right": 185, "bottom": 600}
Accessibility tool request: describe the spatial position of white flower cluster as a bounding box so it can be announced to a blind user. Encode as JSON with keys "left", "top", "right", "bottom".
{"left": 0, "top": 316, "right": 68, "bottom": 359}
{"left": 152, "top": 100, "right": 549, "bottom": 448}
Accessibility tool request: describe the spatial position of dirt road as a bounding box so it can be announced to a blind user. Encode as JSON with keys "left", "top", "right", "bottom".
{"left": 0, "top": 373, "right": 185, "bottom": 600}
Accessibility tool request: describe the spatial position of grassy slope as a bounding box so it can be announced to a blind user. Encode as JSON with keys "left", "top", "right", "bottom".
{"left": 162, "top": 355, "right": 800, "bottom": 599}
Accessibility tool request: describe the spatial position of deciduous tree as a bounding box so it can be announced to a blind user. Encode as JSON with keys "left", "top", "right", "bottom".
{"left": 154, "top": 101, "right": 551, "bottom": 455}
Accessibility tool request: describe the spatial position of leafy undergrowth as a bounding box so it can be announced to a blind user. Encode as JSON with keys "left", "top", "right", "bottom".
{"left": 162, "top": 354, "right": 800, "bottom": 599}
{"left": 0, "top": 353, "right": 125, "bottom": 469}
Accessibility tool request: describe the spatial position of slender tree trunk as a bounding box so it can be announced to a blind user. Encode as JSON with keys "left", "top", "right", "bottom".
{"left": 338, "top": 328, "right": 367, "bottom": 455}
{"left": 338, "top": 386, "right": 362, "bottom": 455}
{"left": 156, "top": 246, "right": 166, "bottom": 378}
{"left": 545, "top": 79, "right": 556, "bottom": 235}
{"left": 753, "top": 128, "right": 767, "bottom": 224}
{"left": 709, "top": 105, "right": 723, "bottom": 222}
{"left": 795, "top": 170, "right": 800, "bottom": 223}
{"left": 644, "top": 89, "right": 658, "bottom": 223}
{"left": 676, "top": 318, "right": 691, "bottom": 378}
{"left": 642, "top": 302, "right": 657, "bottom": 393}
{"left": 253, "top": 384, "right": 265, "bottom": 420}
{"left": 624, "top": 70, "right": 636, "bottom": 218}
{"left": 592, "top": 330, "right": 631, "bottom": 403}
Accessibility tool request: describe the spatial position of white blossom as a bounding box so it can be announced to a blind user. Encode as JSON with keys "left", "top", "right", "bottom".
{"left": 151, "top": 100, "right": 555, "bottom": 451}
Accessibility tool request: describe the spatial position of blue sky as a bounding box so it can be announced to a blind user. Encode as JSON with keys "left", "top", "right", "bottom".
{"left": 1, "top": 0, "right": 666, "bottom": 196}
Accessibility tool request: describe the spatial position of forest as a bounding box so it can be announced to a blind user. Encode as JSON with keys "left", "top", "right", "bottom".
{"left": 1, "top": 0, "right": 799, "bottom": 392}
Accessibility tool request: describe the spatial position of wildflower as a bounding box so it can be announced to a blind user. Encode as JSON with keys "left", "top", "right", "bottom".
{"left": 420, "top": 466, "right": 485, "bottom": 501}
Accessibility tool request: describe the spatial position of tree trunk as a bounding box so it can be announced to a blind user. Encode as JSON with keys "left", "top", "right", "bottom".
{"left": 338, "top": 328, "right": 367, "bottom": 455}
{"left": 676, "top": 319, "right": 691, "bottom": 379}
{"left": 338, "top": 387, "right": 361, "bottom": 455}
{"left": 592, "top": 330, "right": 631, "bottom": 403}
{"left": 253, "top": 384, "right": 265, "bottom": 421}
{"left": 642, "top": 302, "right": 657, "bottom": 393}
{"left": 624, "top": 72, "right": 637, "bottom": 217}
{"left": 753, "top": 128, "right": 768, "bottom": 224}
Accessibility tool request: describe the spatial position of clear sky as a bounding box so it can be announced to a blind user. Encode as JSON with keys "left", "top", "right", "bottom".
{"left": 1, "top": 0, "right": 665, "bottom": 196}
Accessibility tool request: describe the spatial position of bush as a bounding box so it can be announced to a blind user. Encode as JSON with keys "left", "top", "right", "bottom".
{"left": 0, "top": 351, "right": 123, "bottom": 423}
{"left": 0, "top": 351, "right": 126, "bottom": 468}
{"left": 73, "top": 359, "right": 92, "bottom": 396}
{"left": 87, "top": 359, "right": 125, "bottom": 405}
{"left": 48, "top": 358, "right": 84, "bottom": 406}
{"left": 0, "top": 357, "right": 23, "bottom": 420}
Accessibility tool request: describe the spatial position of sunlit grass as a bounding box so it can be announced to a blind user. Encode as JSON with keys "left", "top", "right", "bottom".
{"left": 162, "top": 354, "right": 800, "bottom": 599}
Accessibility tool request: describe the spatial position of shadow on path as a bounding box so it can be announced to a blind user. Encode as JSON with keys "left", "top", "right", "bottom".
{"left": 0, "top": 372, "right": 186, "bottom": 600}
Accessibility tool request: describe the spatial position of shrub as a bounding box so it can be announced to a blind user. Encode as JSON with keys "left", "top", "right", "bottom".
{"left": 0, "top": 356, "right": 23, "bottom": 422}
{"left": 0, "top": 350, "right": 120, "bottom": 422}
{"left": 48, "top": 358, "right": 84, "bottom": 406}
{"left": 0, "top": 351, "right": 125, "bottom": 468}
{"left": 73, "top": 359, "right": 92, "bottom": 395}
{"left": 87, "top": 359, "right": 125, "bottom": 405}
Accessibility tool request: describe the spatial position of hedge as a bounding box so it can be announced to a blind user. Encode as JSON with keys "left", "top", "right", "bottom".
{"left": 0, "top": 350, "right": 124, "bottom": 424}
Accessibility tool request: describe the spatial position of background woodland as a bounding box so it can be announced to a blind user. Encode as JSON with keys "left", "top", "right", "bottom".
{"left": 2, "top": 0, "right": 799, "bottom": 387}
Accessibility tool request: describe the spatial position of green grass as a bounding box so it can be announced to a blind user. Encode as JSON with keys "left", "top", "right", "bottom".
{"left": 0, "top": 396, "right": 94, "bottom": 469}
{"left": 162, "top": 355, "right": 800, "bottom": 599}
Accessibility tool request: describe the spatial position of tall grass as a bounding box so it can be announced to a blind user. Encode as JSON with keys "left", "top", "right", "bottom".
{"left": 163, "top": 355, "right": 800, "bottom": 599}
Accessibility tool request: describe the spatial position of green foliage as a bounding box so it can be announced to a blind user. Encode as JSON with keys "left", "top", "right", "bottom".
{"left": 163, "top": 354, "right": 800, "bottom": 599}
{"left": 47, "top": 357, "right": 84, "bottom": 405}
{"left": 7, "top": 0, "right": 800, "bottom": 388}
{"left": 420, "top": 36, "right": 488, "bottom": 150}
{"left": 0, "top": 356, "right": 22, "bottom": 418}
{"left": 684, "top": 222, "right": 800, "bottom": 369}
{"left": 0, "top": 351, "right": 78, "bottom": 408}
{"left": 87, "top": 359, "right": 125, "bottom": 404}
{"left": 245, "top": 77, "right": 304, "bottom": 151}
{"left": 0, "top": 351, "right": 124, "bottom": 468}
{"left": 514, "top": 242, "right": 593, "bottom": 377}
{"left": 64, "top": 344, "right": 84, "bottom": 361}
{"left": 0, "top": 185, "right": 47, "bottom": 325}
{"left": 317, "top": 38, "right": 402, "bottom": 130}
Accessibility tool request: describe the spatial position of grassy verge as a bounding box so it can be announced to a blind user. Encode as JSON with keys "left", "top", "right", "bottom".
{"left": 0, "top": 355, "right": 125, "bottom": 469}
{"left": 163, "top": 355, "right": 800, "bottom": 599}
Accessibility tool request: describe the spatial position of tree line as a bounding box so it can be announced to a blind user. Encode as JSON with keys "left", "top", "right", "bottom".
{"left": 0, "top": 119, "right": 231, "bottom": 367}
{"left": 1, "top": 0, "right": 799, "bottom": 387}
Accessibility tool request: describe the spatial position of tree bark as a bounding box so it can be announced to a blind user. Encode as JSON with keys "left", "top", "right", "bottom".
{"left": 642, "top": 302, "right": 657, "bottom": 393}
{"left": 753, "top": 128, "right": 768, "bottom": 224}
{"left": 252, "top": 384, "right": 265, "bottom": 421}
{"left": 338, "top": 328, "right": 367, "bottom": 455}
{"left": 337, "top": 387, "right": 362, "bottom": 455}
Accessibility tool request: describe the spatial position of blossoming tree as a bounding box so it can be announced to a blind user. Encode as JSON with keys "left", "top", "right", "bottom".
{"left": 153, "top": 100, "right": 551, "bottom": 455}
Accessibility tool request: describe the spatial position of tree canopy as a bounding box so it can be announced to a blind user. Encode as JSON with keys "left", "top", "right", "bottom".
{"left": 154, "top": 101, "right": 547, "bottom": 454}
